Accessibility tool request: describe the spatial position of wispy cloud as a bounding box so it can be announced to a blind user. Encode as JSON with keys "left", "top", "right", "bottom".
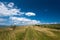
{"left": 0, "top": 2, "right": 58, "bottom": 25}
{"left": 10, "top": 17, "right": 40, "bottom": 25}
{"left": 7, "top": 2, "right": 14, "bottom": 8}
{"left": 25, "top": 12, "right": 36, "bottom": 16}
{"left": 0, "top": 18, "right": 7, "bottom": 22}
{"left": 40, "top": 22, "right": 58, "bottom": 24}
{"left": 0, "top": 2, "right": 40, "bottom": 25}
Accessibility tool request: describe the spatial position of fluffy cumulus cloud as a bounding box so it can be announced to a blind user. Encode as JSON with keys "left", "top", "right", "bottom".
{"left": 10, "top": 17, "right": 40, "bottom": 25}
{"left": 0, "top": 2, "right": 21, "bottom": 16}
{"left": 0, "top": 2, "right": 40, "bottom": 25}
{"left": 25, "top": 12, "right": 36, "bottom": 16}
{"left": 0, "top": 2, "right": 36, "bottom": 17}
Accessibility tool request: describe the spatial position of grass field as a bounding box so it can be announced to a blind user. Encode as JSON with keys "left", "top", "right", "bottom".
{"left": 0, "top": 25, "right": 60, "bottom": 40}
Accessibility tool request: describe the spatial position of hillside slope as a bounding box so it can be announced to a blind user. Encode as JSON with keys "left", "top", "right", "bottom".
{"left": 0, "top": 26, "right": 60, "bottom": 40}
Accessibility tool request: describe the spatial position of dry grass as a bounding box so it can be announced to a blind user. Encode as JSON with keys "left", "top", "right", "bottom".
{"left": 0, "top": 26, "right": 60, "bottom": 40}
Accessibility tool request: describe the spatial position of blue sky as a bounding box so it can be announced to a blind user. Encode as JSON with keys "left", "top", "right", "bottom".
{"left": 0, "top": 0, "right": 60, "bottom": 25}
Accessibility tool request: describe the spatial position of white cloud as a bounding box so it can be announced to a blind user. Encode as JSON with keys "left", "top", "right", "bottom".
{"left": 0, "top": 2, "right": 36, "bottom": 17}
{"left": 49, "top": 22, "right": 57, "bottom": 24}
{"left": 8, "top": 2, "right": 14, "bottom": 8}
{"left": 25, "top": 12, "right": 36, "bottom": 16}
{"left": 0, "top": 2, "right": 21, "bottom": 16}
{"left": 0, "top": 18, "right": 7, "bottom": 22}
{"left": 10, "top": 17, "right": 40, "bottom": 25}
{"left": 40, "top": 22, "right": 58, "bottom": 24}
{"left": 0, "top": 2, "right": 40, "bottom": 25}
{"left": 0, "top": 18, "right": 11, "bottom": 25}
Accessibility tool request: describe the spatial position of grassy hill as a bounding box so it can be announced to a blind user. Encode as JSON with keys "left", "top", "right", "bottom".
{"left": 0, "top": 25, "right": 60, "bottom": 40}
